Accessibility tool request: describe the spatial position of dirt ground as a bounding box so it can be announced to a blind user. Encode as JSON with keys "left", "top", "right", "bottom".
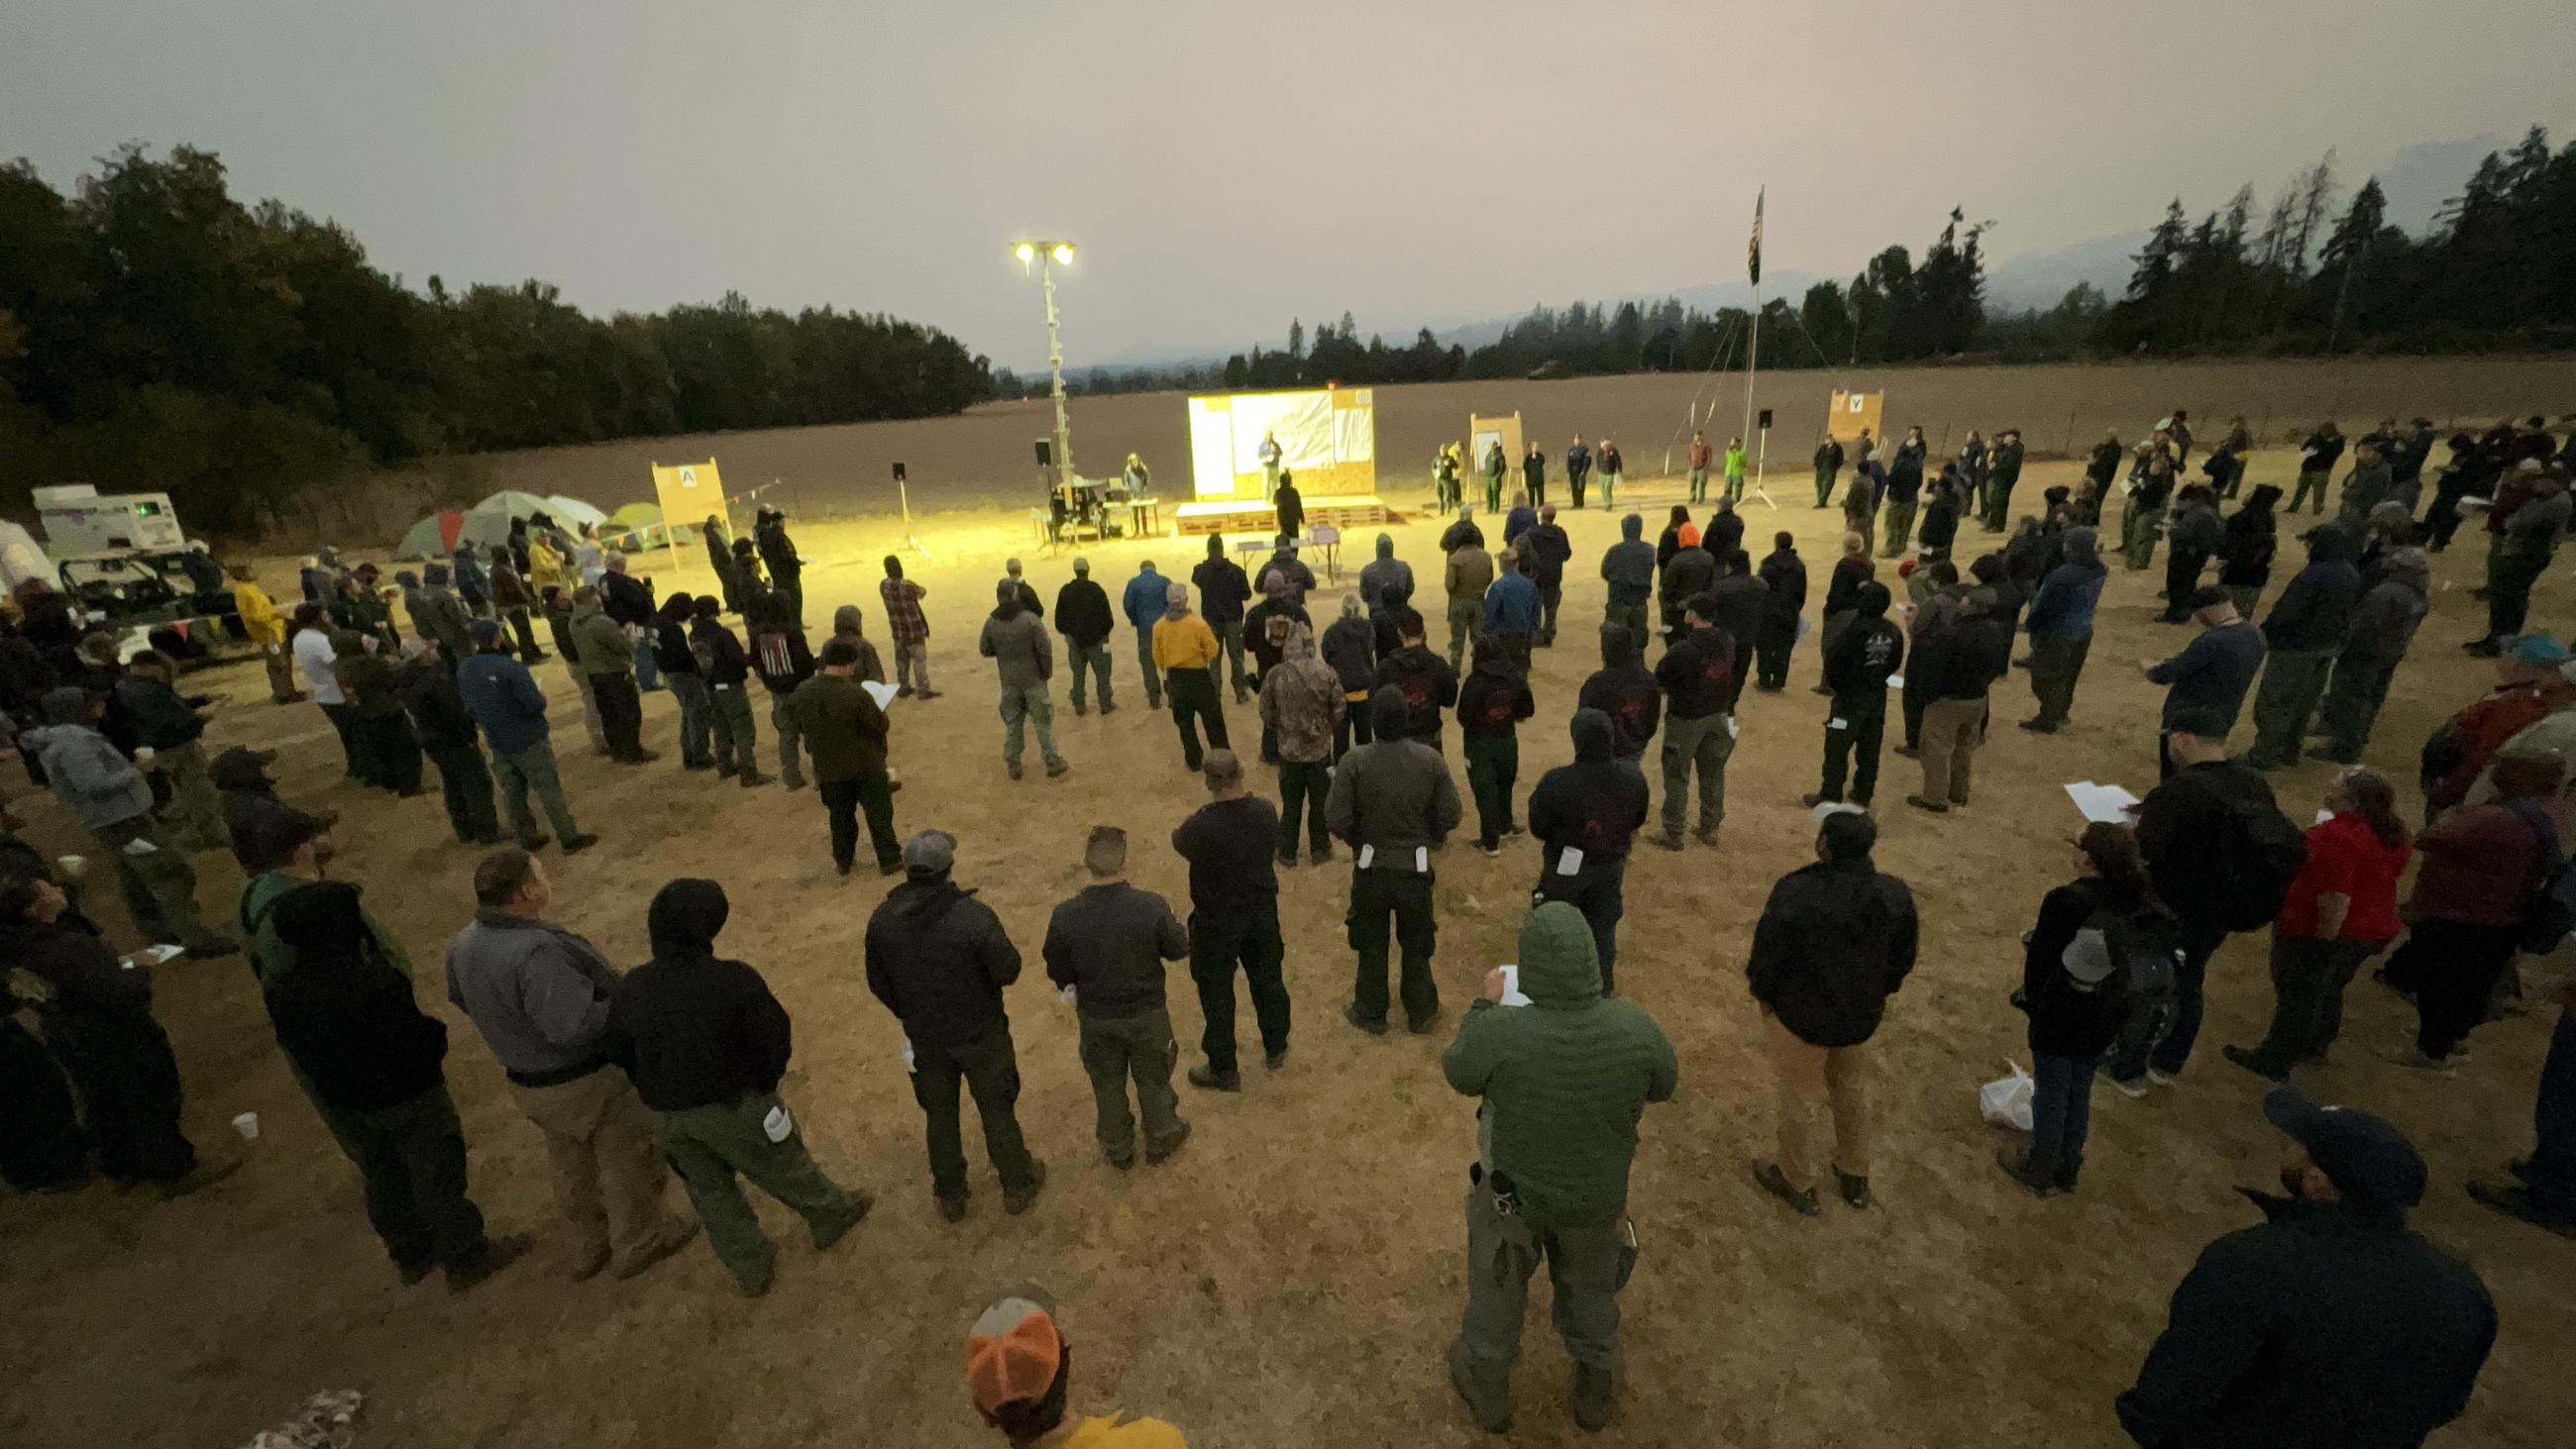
{"left": 4, "top": 442, "right": 2573, "bottom": 1449}
{"left": 461, "top": 356, "right": 2576, "bottom": 526}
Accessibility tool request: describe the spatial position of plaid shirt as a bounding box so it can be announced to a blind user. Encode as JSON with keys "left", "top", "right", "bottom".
{"left": 880, "top": 578, "right": 929, "bottom": 644}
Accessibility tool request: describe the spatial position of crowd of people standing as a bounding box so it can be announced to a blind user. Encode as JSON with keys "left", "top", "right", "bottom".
{"left": 5, "top": 407, "right": 2572, "bottom": 1443}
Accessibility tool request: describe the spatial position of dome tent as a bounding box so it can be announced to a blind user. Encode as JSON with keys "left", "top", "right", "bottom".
{"left": 393, "top": 504, "right": 516, "bottom": 562}
{"left": 603, "top": 501, "right": 670, "bottom": 552}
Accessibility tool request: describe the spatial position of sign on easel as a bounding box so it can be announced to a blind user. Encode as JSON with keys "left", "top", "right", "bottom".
{"left": 1826, "top": 390, "right": 1884, "bottom": 448}
{"left": 650, "top": 459, "right": 733, "bottom": 588}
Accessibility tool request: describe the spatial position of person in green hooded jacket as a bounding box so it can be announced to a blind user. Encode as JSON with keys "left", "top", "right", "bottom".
{"left": 1441, "top": 901, "right": 1678, "bottom": 1435}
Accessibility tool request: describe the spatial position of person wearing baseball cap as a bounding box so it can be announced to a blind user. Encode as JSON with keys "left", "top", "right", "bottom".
{"left": 2117, "top": 1086, "right": 2494, "bottom": 1447}
{"left": 2144, "top": 585, "right": 2265, "bottom": 778}
{"left": 2106, "top": 705, "right": 2304, "bottom": 1094}
{"left": 965, "top": 1282, "right": 1184, "bottom": 1447}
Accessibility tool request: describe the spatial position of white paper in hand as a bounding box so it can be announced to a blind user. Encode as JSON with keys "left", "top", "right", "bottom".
{"left": 761, "top": 1103, "right": 794, "bottom": 1143}
{"left": 1058, "top": 984, "right": 1079, "bottom": 1008}
{"left": 121, "top": 836, "right": 159, "bottom": 858}
{"left": 863, "top": 680, "right": 899, "bottom": 709}
{"left": 1725, "top": 716, "right": 1740, "bottom": 740}
{"left": 2065, "top": 780, "right": 2142, "bottom": 824}
{"left": 1357, "top": 844, "right": 1374, "bottom": 870}
{"left": 1827, "top": 717, "right": 1850, "bottom": 731}
{"left": 146, "top": 944, "right": 185, "bottom": 964}
{"left": 1496, "top": 965, "right": 1534, "bottom": 1007}
{"left": 902, "top": 1040, "right": 917, "bottom": 1075}
{"left": 1885, "top": 674, "right": 1905, "bottom": 690}
{"left": 1414, "top": 846, "right": 1429, "bottom": 874}
{"left": 1556, "top": 846, "right": 1584, "bottom": 877}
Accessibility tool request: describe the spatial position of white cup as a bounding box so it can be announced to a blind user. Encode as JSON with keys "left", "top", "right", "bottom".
{"left": 56, "top": 854, "right": 85, "bottom": 878}
{"left": 231, "top": 1112, "right": 260, "bottom": 1143}
{"left": 133, "top": 746, "right": 156, "bottom": 762}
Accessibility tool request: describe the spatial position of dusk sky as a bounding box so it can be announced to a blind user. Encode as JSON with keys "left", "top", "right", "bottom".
{"left": 8, "top": 1, "right": 2571, "bottom": 368}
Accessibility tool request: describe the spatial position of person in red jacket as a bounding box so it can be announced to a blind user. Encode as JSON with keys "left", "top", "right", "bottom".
{"left": 2419, "top": 635, "right": 2571, "bottom": 819}
{"left": 2224, "top": 769, "right": 2413, "bottom": 1080}
{"left": 2382, "top": 751, "right": 2563, "bottom": 1072}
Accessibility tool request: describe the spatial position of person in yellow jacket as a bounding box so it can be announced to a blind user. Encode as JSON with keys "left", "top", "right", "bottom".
{"left": 527, "top": 535, "right": 566, "bottom": 589}
{"left": 228, "top": 565, "right": 304, "bottom": 704}
{"left": 1150, "top": 583, "right": 1229, "bottom": 772}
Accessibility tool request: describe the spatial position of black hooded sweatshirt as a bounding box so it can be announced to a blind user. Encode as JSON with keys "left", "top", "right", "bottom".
{"left": 2221, "top": 487, "right": 2282, "bottom": 587}
{"left": 863, "top": 875, "right": 1022, "bottom": 1050}
{"left": 261, "top": 882, "right": 448, "bottom": 1112}
{"left": 2260, "top": 525, "right": 2361, "bottom": 652}
{"left": 1758, "top": 547, "right": 1808, "bottom": 622}
{"left": 1824, "top": 585, "right": 1905, "bottom": 698}
{"left": 1529, "top": 709, "right": 1652, "bottom": 867}
{"left": 1372, "top": 642, "right": 1458, "bottom": 743}
{"left": 1455, "top": 645, "right": 1535, "bottom": 740}
{"left": 1577, "top": 626, "right": 1662, "bottom": 757}
{"left": 1656, "top": 622, "right": 1738, "bottom": 720}
{"left": 602, "top": 880, "right": 792, "bottom": 1111}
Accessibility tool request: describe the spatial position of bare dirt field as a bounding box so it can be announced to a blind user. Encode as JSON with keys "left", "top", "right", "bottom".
{"left": 460, "top": 356, "right": 2576, "bottom": 526}
{"left": 5, "top": 441, "right": 2573, "bottom": 1449}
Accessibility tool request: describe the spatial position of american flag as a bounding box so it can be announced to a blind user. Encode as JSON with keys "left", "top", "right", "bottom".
{"left": 1748, "top": 188, "right": 1765, "bottom": 287}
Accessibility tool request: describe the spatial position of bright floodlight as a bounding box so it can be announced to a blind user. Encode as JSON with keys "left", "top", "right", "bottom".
{"left": 1050, "top": 242, "right": 1075, "bottom": 265}
{"left": 1014, "top": 242, "right": 1037, "bottom": 264}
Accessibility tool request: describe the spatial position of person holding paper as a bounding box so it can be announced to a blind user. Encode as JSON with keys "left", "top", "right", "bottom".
{"left": 1043, "top": 827, "right": 1193, "bottom": 1170}
{"left": 1442, "top": 902, "right": 1677, "bottom": 1434}
{"left": 1529, "top": 710, "right": 1651, "bottom": 993}
{"left": 1327, "top": 686, "right": 1463, "bottom": 1035}
{"left": 789, "top": 638, "right": 901, "bottom": 876}
{"left": 864, "top": 829, "right": 1046, "bottom": 1221}
{"left": 23, "top": 687, "right": 236, "bottom": 958}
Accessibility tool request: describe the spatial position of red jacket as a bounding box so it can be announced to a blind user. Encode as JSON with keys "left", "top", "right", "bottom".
{"left": 2410, "top": 803, "right": 2549, "bottom": 926}
{"left": 2276, "top": 812, "right": 2410, "bottom": 943}
{"left": 2429, "top": 682, "right": 2574, "bottom": 809}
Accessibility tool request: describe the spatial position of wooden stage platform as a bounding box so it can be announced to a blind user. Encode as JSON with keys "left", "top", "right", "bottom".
{"left": 1172, "top": 494, "right": 1394, "bottom": 537}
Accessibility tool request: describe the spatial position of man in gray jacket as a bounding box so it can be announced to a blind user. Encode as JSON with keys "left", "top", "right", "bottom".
{"left": 1043, "top": 827, "right": 1191, "bottom": 1169}
{"left": 977, "top": 580, "right": 1067, "bottom": 780}
{"left": 23, "top": 686, "right": 235, "bottom": 956}
{"left": 1444, "top": 537, "right": 1495, "bottom": 672}
{"left": 1328, "top": 687, "right": 1464, "bottom": 1035}
{"left": 2317, "top": 547, "right": 2431, "bottom": 764}
{"left": 446, "top": 848, "right": 697, "bottom": 1280}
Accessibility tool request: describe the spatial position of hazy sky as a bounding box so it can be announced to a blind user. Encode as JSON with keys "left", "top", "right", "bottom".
{"left": 7, "top": 1, "right": 2571, "bottom": 367}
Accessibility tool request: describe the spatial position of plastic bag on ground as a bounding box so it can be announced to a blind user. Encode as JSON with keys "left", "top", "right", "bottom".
{"left": 1980, "top": 1061, "right": 2034, "bottom": 1132}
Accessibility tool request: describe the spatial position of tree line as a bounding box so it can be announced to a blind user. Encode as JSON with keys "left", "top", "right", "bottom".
{"left": 1065, "top": 124, "right": 2574, "bottom": 396}
{"left": 0, "top": 146, "right": 997, "bottom": 538}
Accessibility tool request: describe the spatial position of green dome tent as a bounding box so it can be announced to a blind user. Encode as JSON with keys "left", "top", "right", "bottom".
{"left": 603, "top": 501, "right": 670, "bottom": 552}
{"left": 393, "top": 503, "right": 517, "bottom": 562}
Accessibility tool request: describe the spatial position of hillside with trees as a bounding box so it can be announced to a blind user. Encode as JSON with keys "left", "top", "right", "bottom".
{"left": 0, "top": 146, "right": 996, "bottom": 536}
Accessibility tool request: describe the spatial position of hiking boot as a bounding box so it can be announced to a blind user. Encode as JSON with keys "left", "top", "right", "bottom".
{"left": 1045, "top": 758, "right": 1069, "bottom": 779}
{"left": 1100, "top": 703, "right": 1116, "bottom": 716}
{"left": 1571, "top": 1361, "right": 1618, "bottom": 1432}
{"left": 614, "top": 1218, "right": 698, "bottom": 1279}
{"left": 897, "top": 683, "right": 914, "bottom": 697}
{"left": 1893, "top": 745, "right": 1920, "bottom": 759}
{"left": 735, "top": 1254, "right": 777, "bottom": 1298}
{"left": 2145, "top": 1068, "right": 2179, "bottom": 1087}
{"left": 683, "top": 760, "right": 716, "bottom": 773}
{"left": 1835, "top": 1170, "right": 1873, "bottom": 1209}
{"left": 937, "top": 1193, "right": 969, "bottom": 1223}
{"left": 2380, "top": 1045, "right": 2457, "bottom": 1076}
{"left": 519, "top": 834, "right": 553, "bottom": 852}
{"left": 2018, "top": 718, "right": 2057, "bottom": 733}
{"left": 1276, "top": 850, "right": 1298, "bottom": 869}
{"left": 737, "top": 771, "right": 768, "bottom": 788}
{"left": 2107, "top": 1074, "right": 2151, "bottom": 1098}
{"left": 1264, "top": 1045, "right": 1290, "bottom": 1070}
{"left": 2221, "top": 1044, "right": 2287, "bottom": 1082}
{"left": 1446, "top": 1340, "right": 1514, "bottom": 1433}
{"left": 811, "top": 1191, "right": 873, "bottom": 1250}
{"left": 916, "top": 689, "right": 943, "bottom": 700}
{"left": 1799, "top": 791, "right": 1833, "bottom": 808}
{"left": 1003, "top": 1161, "right": 1047, "bottom": 1215}
{"left": 1752, "top": 1161, "right": 1821, "bottom": 1217}
{"left": 1406, "top": 1010, "right": 1442, "bottom": 1036}
{"left": 1996, "top": 1147, "right": 2059, "bottom": 1196}
{"left": 446, "top": 1233, "right": 534, "bottom": 1294}
{"left": 1653, "top": 830, "right": 1685, "bottom": 851}
{"left": 1344, "top": 1003, "right": 1388, "bottom": 1036}
{"left": 1905, "top": 794, "right": 1948, "bottom": 814}
{"left": 562, "top": 833, "right": 599, "bottom": 854}
{"left": 1144, "top": 1122, "right": 1192, "bottom": 1166}
{"left": 1188, "top": 1065, "right": 1242, "bottom": 1092}
{"left": 1007, "top": 759, "right": 1024, "bottom": 780}
{"left": 1072, "top": 699, "right": 1089, "bottom": 716}
{"left": 1309, "top": 846, "right": 1332, "bottom": 866}
{"left": 1694, "top": 825, "right": 1721, "bottom": 848}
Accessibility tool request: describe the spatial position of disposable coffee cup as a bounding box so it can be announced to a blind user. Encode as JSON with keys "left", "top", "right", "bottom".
{"left": 133, "top": 746, "right": 156, "bottom": 762}
{"left": 56, "top": 854, "right": 85, "bottom": 877}
{"left": 231, "top": 1112, "right": 260, "bottom": 1143}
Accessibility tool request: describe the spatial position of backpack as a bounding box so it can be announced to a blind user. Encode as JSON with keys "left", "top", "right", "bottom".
{"left": 2504, "top": 800, "right": 2576, "bottom": 955}
{"left": 2200, "top": 791, "right": 2308, "bottom": 932}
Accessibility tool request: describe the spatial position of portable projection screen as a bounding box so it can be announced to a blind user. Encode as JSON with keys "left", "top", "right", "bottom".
{"left": 1187, "top": 388, "right": 1377, "bottom": 499}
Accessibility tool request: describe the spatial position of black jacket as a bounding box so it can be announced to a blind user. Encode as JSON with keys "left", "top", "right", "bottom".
{"left": 1747, "top": 856, "right": 1919, "bottom": 1048}
{"left": 2137, "top": 760, "right": 2284, "bottom": 925}
{"left": 398, "top": 660, "right": 482, "bottom": 750}
{"left": 755, "top": 520, "right": 802, "bottom": 580}
{"left": 1757, "top": 549, "right": 1807, "bottom": 622}
{"left": 1655, "top": 624, "right": 1737, "bottom": 720}
{"left": 1372, "top": 644, "right": 1458, "bottom": 742}
{"left": 1455, "top": 663, "right": 1534, "bottom": 740}
{"left": 2219, "top": 502, "right": 2279, "bottom": 586}
{"left": 1913, "top": 615, "right": 2011, "bottom": 700}
{"left": 863, "top": 877, "right": 1021, "bottom": 1050}
{"left": 1578, "top": 631, "right": 1663, "bottom": 757}
{"left": 1701, "top": 574, "right": 1769, "bottom": 686}
{"left": 1520, "top": 523, "right": 1571, "bottom": 587}
{"left": 1172, "top": 796, "right": 1280, "bottom": 908}
{"left": 1042, "top": 882, "right": 1188, "bottom": 1019}
{"left": 1321, "top": 617, "right": 1376, "bottom": 692}
{"left": 2017, "top": 880, "right": 2138, "bottom": 1059}
{"left": 260, "top": 882, "right": 448, "bottom": 1112}
{"left": 1824, "top": 615, "right": 1905, "bottom": 699}
{"left": 2260, "top": 530, "right": 2361, "bottom": 652}
{"left": 1191, "top": 556, "right": 1251, "bottom": 624}
{"left": 602, "top": 953, "right": 792, "bottom": 1111}
{"left": 690, "top": 616, "right": 753, "bottom": 687}
{"left": 1660, "top": 547, "right": 1716, "bottom": 606}
{"left": 1528, "top": 712, "right": 1650, "bottom": 867}
{"left": 1053, "top": 577, "right": 1115, "bottom": 648}
{"left": 601, "top": 571, "right": 657, "bottom": 629}
{"left": 1823, "top": 556, "right": 1873, "bottom": 616}
{"left": 652, "top": 614, "right": 700, "bottom": 675}
{"left": 2117, "top": 1194, "right": 2494, "bottom": 1449}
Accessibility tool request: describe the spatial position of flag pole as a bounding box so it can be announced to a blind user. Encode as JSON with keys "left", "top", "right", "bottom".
{"left": 1744, "top": 187, "right": 1777, "bottom": 510}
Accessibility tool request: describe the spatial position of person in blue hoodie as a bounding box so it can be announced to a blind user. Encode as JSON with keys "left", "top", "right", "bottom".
{"left": 2021, "top": 526, "right": 2108, "bottom": 733}
{"left": 1597, "top": 514, "right": 1655, "bottom": 645}
{"left": 1121, "top": 560, "right": 1172, "bottom": 711}
{"left": 2243, "top": 525, "right": 2363, "bottom": 771}
{"left": 458, "top": 623, "right": 596, "bottom": 853}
